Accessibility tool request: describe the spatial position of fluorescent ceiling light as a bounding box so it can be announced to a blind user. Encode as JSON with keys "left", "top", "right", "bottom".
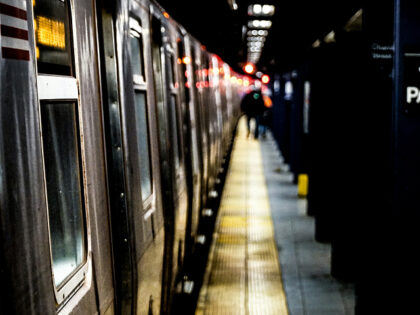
{"left": 228, "top": 0, "right": 239, "bottom": 10}
{"left": 312, "top": 39, "right": 321, "bottom": 48}
{"left": 248, "top": 4, "right": 275, "bottom": 16}
{"left": 247, "top": 30, "right": 259, "bottom": 36}
{"left": 253, "top": 4, "right": 262, "bottom": 14}
{"left": 248, "top": 20, "right": 272, "bottom": 29}
{"left": 262, "top": 5, "right": 275, "bottom": 15}
{"left": 344, "top": 9, "right": 362, "bottom": 31}
{"left": 247, "top": 41, "right": 263, "bottom": 47}
{"left": 247, "top": 36, "right": 265, "bottom": 41}
{"left": 324, "top": 31, "right": 336, "bottom": 43}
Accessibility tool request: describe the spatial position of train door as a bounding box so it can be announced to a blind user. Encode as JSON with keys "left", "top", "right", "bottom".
{"left": 223, "top": 64, "right": 234, "bottom": 139}
{"left": 198, "top": 50, "right": 211, "bottom": 208}
{"left": 176, "top": 34, "right": 203, "bottom": 257}
{"left": 218, "top": 62, "right": 228, "bottom": 152}
{"left": 210, "top": 55, "right": 224, "bottom": 179}
{"left": 193, "top": 45, "right": 211, "bottom": 211}
{"left": 31, "top": 0, "right": 113, "bottom": 313}
{"left": 175, "top": 34, "right": 197, "bottom": 264}
{"left": 205, "top": 55, "right": 217, "bottom": 193}
{"left": 150, "top": 10, "right": 188, "bottom": 313}
{"left": 162, "top": 19, "right": 189, "bottom": 292}
{"left": 189, "top": 43, "right": 209, "bottom": 218}
{"left": 98, "top": 1, "right": 166, "bottom": 314}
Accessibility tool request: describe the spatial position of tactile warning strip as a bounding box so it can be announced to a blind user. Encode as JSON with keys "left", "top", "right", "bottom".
{"left": 196, "top": 118, "right": 288, "bottom": 315}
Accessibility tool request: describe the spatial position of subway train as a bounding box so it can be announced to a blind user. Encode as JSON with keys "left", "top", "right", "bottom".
{"left": 0, "top": 0, "right": 246, "bottom": 314}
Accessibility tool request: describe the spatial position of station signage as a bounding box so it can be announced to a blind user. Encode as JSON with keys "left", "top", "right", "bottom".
{"left": 403, "top": 52, "right": 420, "bottom": 115}
{"left": 370, "top": 42, "right": 393, "bottom": 74}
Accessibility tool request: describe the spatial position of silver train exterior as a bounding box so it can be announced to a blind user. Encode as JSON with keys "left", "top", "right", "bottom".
{"left": 0, "top": 0, "right": 244, "bottom": 314}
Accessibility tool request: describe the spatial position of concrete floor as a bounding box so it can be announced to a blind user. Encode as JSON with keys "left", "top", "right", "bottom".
{"left": 260, "top": 132, "right": 355, "bottom": 315}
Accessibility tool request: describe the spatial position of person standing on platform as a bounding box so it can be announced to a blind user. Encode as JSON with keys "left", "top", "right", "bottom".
{"left": 260, "top": 94, "right": 273, "bottom": 138}
{"left": 240, "top": 87, "right": 265, "bottom": 139}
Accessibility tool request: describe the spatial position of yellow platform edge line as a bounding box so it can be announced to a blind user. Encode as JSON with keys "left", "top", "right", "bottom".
{"left": 196, "top": 118, "right": 289, "bottom": 315}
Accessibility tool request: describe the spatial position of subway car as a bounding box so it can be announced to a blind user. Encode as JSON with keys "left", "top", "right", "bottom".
{"left": 0, "top": 0, "right": 244, "bottom": 314}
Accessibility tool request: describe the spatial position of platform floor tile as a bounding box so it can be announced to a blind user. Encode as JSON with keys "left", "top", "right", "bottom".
{"left": 196, "top": 119, "right": 288, "bottom": 315}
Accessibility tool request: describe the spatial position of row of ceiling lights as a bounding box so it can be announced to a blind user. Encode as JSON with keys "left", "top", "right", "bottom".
{"left": 246, "top": 4, "right": 275, "bottom": 66}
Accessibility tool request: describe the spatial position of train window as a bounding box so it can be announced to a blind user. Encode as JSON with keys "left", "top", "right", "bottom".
{"left": 129, "top": 17, "right": 153, "bottom": 204}
{"left": 40, "top": 102, "right": 86, "bottom": 287}
{"left": 33, "top": 0, "right": 73, "bottom": 75}
{"left": 169, "top": 95, "right": 180, "bottom": 170}
{"left": 151, "top": 35, "right": 164, "bottom": 106}
{"left": 134, "top": 92, "right": 153, "bottom": 202}
{"left": 168, "top": 54, "right": 176, "bottom": 87}
{"left": 177, "top": 39, "right": 189, "bottom": 103}
{"left": 151, "top": 18, "right": 167, "bottom": 147}
{"left": 130, "top": 18, "right": 145, "bottom": 84}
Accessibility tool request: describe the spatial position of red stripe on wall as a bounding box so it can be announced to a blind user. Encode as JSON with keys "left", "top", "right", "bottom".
{"left": 0, "top": 3, "right": 27, "bottom": 20}
{"left": 0, "top": 24, "right": 28, "bottom": 40}
{"left": 1, "top": 46, "right": 30, "bottom": 60}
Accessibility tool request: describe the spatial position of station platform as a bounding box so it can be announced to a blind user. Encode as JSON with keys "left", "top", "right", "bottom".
{"left": 195, "top": 119, "right": 354, "bottom": 315}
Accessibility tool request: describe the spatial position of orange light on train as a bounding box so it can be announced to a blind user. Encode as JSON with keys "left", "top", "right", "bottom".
{"left": 261, "top": 74, "right": 270, "bottom": 84}
{"left": 163, "top": 12, "right": 170, "bottom": 19}
{"left": 182, "top": 56, "right": 191, "bottom": 64}
{"left": 177, "top": 58, "right": 182, "bottom": 64}
{"left": 243, "top": 63, "right": 255, "bottom": 74}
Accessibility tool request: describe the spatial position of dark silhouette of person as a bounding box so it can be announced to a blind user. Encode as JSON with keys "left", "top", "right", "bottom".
{"left": 240, "top": 88, "right": 265, "bottom": 138}
{"left": 260, "top": 95, "right": 273, "bottom": 138}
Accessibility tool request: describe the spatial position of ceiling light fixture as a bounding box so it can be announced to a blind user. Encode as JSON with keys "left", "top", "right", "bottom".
{"left": 248, "top": 20, "right": 272, "bottom": 29}
{"left": 244, "top": 63, "right": 256, "bottom": 74}
{"left": 248, "top": 4, "right": 275, "bottom": 16}
{"left": 262, "top": 5, "right": 275, "bottom": 15}
{"left": 324, "top": 31, "right": 336, "bottom": 43}
{"left": 312, "top": 39, "right": 321, "bottom": 48}
{"left": 261, "top": 74, "right": 270, "bottom": 84}
{"left": 247, "top": 36, "right": 265, "bottom": 41}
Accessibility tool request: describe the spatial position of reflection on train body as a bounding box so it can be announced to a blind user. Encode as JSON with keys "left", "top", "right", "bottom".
{"left": 0, "top": 0, "right": 245, "bottom": 314}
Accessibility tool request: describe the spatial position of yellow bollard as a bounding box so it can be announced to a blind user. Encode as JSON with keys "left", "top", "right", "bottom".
{"left": 297, "top": 174, "right": 308, "bottom": 198}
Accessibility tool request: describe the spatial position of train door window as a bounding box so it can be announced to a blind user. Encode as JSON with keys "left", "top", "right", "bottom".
{"left": 177, "top": 39, "right": 190, "bottom": 104}
{"left": 167, "top": 51, "right": 182, "bottom": 173}
{"left": 40, "top": 102, "right": 85, "bottom": 286}
{"left": 151, "top": 17, "right": 167, "bottom": 148}
{"left": 134, "top": 92, "right": 153, "bottom": 202}
{"left": 168, "top": 54, "right": 176, "bottom": 87}
{"left": 169, "top": 93, "right": 180, "bottom": 171}
{"left": 33, "top": 0, "right": 87, "bottom": 303}
{"left": 129, "top": 17, "right": 153, "bottom": 203}
{"left": 34, "top": 0, "right": 73, "bottom": 75}
{"left": 130, "top": 18, "right": 145, "bottom": 84}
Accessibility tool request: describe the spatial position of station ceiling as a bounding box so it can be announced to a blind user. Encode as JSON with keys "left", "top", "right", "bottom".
{"left": 157, "top": 0, "right": 363, "bottom": 75}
